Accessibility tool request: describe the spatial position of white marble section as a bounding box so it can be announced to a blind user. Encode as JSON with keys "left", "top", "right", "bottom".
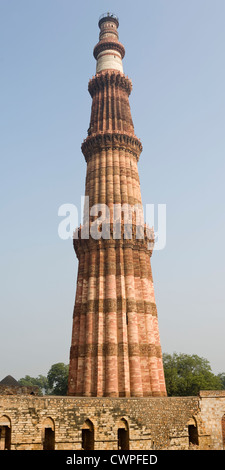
{"left": 96, "top": 50, "right": 123, "bottom": 73}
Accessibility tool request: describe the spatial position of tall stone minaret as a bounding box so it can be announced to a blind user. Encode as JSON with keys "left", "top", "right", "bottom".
{"left": 68, "top": 13, "right": 167, "bottom": 398}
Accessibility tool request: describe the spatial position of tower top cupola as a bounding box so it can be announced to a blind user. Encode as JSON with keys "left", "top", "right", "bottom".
{"left": 98, "top": 12, "right": 119, "bottom": 29}
{"left": 93, "top": 12, "right": 125, "bottom": 74}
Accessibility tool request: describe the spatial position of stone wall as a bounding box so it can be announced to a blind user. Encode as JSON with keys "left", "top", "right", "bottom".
{"left": 0, "top": 395, "right": 197, "bottom": 450}
{"left": 0, "top": 384, "right": 39, "bottom": 396}
{"left": 197, "top": 391, "right": 225, "bottom": 450}
{"left": 0, "top": 393, "right": 224, "bottom": 450}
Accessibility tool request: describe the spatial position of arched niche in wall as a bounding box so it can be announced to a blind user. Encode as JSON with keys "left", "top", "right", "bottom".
{"left": 42, "top": 417, "right": 55, "bottom": 450}
{"left": 0, "top": 415, "right": 11, "bottom": 450}
{"left": 187, "top": 417, "right": 199, "bottom": 447}
{"left": 82, "top": 419, "right": 94, "bottom": 450}
{"left": 118, "top": 418, "right": 129, "bottom": 450}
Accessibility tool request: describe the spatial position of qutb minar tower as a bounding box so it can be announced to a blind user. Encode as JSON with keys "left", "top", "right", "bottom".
{"left": 68, "top": 13, "right": 167, "bottom": 398}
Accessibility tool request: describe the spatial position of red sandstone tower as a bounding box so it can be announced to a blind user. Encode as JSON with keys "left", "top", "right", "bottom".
{"left": 68, "top": 13, "right": 167, "bottom": 398}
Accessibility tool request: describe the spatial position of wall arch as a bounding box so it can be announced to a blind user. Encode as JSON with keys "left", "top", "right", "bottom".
{"left": 82, "top": 419, "right": 94, "bottom": 450}
{"left": 118, "top": 418, "right": 129, "bottom": 450}
{"left": 187, "top": 417, "right": 199, "bottom": 447}
{"left": 42, "top": 417, "right": 55, "bottom": 450}
{"left": 0, "top": 415, "right": 11, "bottom": 450}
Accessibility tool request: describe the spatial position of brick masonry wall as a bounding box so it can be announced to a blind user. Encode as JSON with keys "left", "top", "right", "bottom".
{"left": 1, "top": 393, "right": 225, "bottom": 450}
{"left": 0, "top": 395, "right": 200, "bottom": 450}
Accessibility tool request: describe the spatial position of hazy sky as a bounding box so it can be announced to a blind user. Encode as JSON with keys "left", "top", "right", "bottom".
{"left": 0, "top": 0, "right": 224, "bottom": 381}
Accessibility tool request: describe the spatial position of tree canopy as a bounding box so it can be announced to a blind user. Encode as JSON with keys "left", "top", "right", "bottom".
{"left": 47, "top": 363, "right": 69, "bottom": 396}
{"left": 163, "top": 352, "right": 223, "bottom": 396}
{"left": 18, "top": 363, "right": 69, "bottom": 396}
{"left": 18, "top": 374, "right": 51, "bottom": 395}
{"left": 217, "top": 373, "right": 225, "bottom": 389}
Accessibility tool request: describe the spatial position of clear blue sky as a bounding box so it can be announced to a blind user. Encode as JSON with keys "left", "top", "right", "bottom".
{"left": 0, "top": 0, "right": 224, "bottom": 380}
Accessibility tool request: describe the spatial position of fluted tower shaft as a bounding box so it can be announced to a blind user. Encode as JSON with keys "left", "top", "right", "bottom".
{"left": 68, "top": 14, "right": 167, "bottom": 397}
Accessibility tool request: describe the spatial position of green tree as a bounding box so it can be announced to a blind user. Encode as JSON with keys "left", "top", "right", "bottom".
{"left": 163, "top": 353, "right": 223, "bottom": 396}
{"left": 217, "top": 373, "right": 225, "bottom": 389}
{"left": 18, "top": 374, "right": 50, "bottom": 395}
{"left": 47, "top": 363, "right": 69, "bottom": 396}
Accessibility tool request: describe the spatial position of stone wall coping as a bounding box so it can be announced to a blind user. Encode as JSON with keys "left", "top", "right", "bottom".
{"left": 0, "top": 394, "right": 200, "bottom": 401}
{"left": 199, "top": 390, "right": 225, "bottom": 398}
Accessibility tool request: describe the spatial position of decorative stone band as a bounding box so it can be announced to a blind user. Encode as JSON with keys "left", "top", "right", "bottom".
{"left": 70, "top": 343, "right": 162, "bottom": 359}
{"left": 68, "top": 390, "right": 167, "bottom": 398}
{"left": 73, "top": 299, "right": 157, "bottom": 317}
{"left": 88, "top": 71, "right": 132, "bottom": 98}
{"left": 81, "top": 132, "right": 143, "bottom": 162}
{"left": 73, "top": 238, "right": 154, "bottom": 260}
{"left": 93, "top": 38, "right": 125, "bottom": 60}
{"left": 73, "top": 223, "right": 154, "bottom": 259}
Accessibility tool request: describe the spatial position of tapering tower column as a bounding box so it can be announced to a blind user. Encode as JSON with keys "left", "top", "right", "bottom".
{"left": 68, "top": 13, "right": 167, "bottom": 397}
